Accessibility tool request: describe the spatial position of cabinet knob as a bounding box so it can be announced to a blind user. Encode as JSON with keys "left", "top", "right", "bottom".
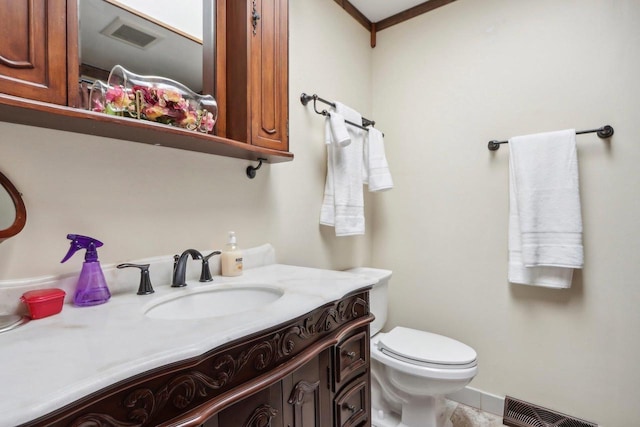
{"left": 342, "top": 351, "right": 357, "bottom": 360}
{"left": 343, "top": 403, "right": 357, "bottom": 413}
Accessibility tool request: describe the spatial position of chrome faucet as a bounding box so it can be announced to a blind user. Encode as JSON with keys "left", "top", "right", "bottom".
{"left": 172, "top": 249, "right": 203, "bottom": 287}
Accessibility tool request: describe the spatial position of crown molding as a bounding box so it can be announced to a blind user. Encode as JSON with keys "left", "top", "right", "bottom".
{"left": 333, "top": 0, "right": 457, "bottom": 48}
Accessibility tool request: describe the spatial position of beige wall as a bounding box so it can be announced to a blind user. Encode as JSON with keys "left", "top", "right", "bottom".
{"left": 370, "top": 0, "right": 640, "bottom": 425}
{"left": 0, "top": 0, "right": 373, "bottom": 279}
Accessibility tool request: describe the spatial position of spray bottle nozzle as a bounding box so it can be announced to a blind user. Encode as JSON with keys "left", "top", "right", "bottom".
{"left": 61, "top": 234, "right": 104, "bottom": 263}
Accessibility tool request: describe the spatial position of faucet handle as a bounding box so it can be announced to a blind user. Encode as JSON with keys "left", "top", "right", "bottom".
{"left": 117, "top": 263, "right": 154, "bottom": 295}
{"left": 200, "top": 251, "right": 222, "bottom": 282}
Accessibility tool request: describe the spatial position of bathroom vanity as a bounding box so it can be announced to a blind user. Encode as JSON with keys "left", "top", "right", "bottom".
{"left": 26, "top": 291, "right": 371, "bottom": 427}
{"left": 0, "top": 247, "right": 374, "bottom": 427}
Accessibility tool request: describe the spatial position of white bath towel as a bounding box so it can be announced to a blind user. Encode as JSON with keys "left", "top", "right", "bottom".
{"left": 364, "top": 127, "right": 393, "bottom": 192}
{"left": 508, "top": 129, "right": 584, "bottom": 288}
{"left": 320, "top": 102, "right": 365, "bottom": 236}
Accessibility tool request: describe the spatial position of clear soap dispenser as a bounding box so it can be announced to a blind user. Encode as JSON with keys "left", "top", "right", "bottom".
{"left": 61, "top": 234, "right": 111, "bottom": 306}
{"left": 221, "top": 231, "right": 243, "bottom": 277}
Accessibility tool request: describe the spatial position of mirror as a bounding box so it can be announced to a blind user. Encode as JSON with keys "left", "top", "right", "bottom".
{"left": 0, "top": 171, "right": 27, "bottom": 242}
{"left": 78, "top": 0, "right": 208, "bottom": 95}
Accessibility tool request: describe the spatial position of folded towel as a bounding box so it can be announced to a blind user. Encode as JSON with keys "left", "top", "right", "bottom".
{"left": 508, "top": 129, "right": 583, "bottom": 288}
{"left": 364, "top": 127, "right": 393, "bottom": 192}
{"left": 320, "top": 102, "right": 365, "bottom": 236}
{"left": 328, "top": 112, "right": 351, "bottom": 147}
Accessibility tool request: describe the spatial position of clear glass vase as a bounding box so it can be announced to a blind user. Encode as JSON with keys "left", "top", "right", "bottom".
{"left": 92, "top": 65, "right": 218, "bottom": 133}
{"left": 88, "top": 80, "right": 109, "bottom": 113}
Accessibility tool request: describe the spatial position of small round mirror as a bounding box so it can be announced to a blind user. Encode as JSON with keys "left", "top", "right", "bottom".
{"left": 0, "top": 171, "right": 27, "bottom": 242}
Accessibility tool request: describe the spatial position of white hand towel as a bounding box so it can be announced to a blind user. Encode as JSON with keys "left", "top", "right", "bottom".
{"left": 328, "top": 112, "right": 351, "bottom": 147}
{"left": 364, "top": 127, "right": 393, "bottom": 192}
{"left": 320, "top": 102, "right": 365, "bottom": 236}
{"left": 508, "top": 129, "right": 583, "bottom": 288}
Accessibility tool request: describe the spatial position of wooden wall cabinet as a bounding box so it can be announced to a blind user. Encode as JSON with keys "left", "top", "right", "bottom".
{"left": 217, "top": 0, "right": 289, "bottom": 152}
{"left": 23, "top": 292, "right": 371, "bottom": 427}
{"left": 0, "top": 0, "right": 292, "bottom": 163}
{"left": 0, "top": 0, "right": 74, "bottom": 105}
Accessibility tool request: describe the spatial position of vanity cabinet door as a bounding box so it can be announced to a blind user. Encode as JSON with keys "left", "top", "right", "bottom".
{"left": 214, "top": 382, "right": 284, "bottom": 427}
{"left": 206, "top": 352, "right": 330, "bottom": 427}
{"left": 283, "top": 350, "right": 331, "bottom": 427}
{"left": 218, "top": 0, "right": 289, "bottom": 151}
{"left": 0, "top": 0, "right": 69, "bottom": 104}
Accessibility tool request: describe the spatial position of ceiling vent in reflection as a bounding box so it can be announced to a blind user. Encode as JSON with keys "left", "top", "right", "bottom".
{"left": 100, "top": 17, "right": 162, "bottom": 49}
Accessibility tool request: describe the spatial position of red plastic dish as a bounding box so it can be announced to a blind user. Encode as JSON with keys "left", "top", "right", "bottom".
{"left": 20, "top": 288, "right": 66, "bottom": 319}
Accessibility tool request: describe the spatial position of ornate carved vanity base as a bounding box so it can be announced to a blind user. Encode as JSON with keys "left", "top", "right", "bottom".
{"left": 24, "top": 291, "right": 372, "bottom": 427}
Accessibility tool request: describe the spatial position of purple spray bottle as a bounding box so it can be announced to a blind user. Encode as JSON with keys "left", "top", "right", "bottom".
{"left": 61, "top": 234, "right": 111, "bottom": 306}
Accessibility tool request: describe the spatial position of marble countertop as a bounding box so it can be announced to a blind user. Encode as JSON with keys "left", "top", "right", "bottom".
{"left": 0, "top": 245, "right": 375, "bottom": 427}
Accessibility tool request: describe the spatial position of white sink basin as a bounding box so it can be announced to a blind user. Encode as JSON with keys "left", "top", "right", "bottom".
{"left": 145, "top": 285, "right": 284, "bottom": 320}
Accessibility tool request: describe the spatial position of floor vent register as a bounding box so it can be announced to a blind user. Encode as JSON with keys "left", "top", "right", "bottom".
{"left": 503, "top": 396, "right": 598, "bottom": 427}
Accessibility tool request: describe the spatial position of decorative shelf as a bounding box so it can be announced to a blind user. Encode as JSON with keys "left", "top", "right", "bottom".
{"left": 0, "top": 94, "right": 294, "bottom": 164}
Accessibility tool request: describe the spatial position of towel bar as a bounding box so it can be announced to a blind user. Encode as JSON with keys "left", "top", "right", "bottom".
{"left": 300, "top": 92, "right": 376, "bottom": 132}
{"left": 487, "top": 125, "right": 614, "bottom": 151}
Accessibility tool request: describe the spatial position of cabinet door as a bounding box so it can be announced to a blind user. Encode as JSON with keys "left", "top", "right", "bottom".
{"left": 249, "top": 0, "right": 288, "bottom": 151}
{"left": 284, "top": 350, "right": 331, "bottom": 427}
{"left": 215, "top": 382, "right": 284, "bottom": 427}
{"left": 0, "top": 0, "right": 68, "bottom": 104}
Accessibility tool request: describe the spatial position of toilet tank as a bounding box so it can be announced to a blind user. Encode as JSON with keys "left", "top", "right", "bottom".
{"left": 345, "top": 268, "right": 392, "bottom": 336}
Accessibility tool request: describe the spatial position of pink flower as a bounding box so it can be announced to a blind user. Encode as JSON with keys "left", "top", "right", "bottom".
{"left": 105, "top": 85, "right": 130, "bottom": 110}
{"left": 199, "top": 111, "right": 215, "bottom": 132}
{"left": 176, "top": 98, "right": 189, "bottom": 111}
{"left": 92, "top": 99, "right": 105, "bottom": 112}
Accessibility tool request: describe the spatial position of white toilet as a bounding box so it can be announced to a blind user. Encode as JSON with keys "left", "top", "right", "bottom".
{"left": 346, "top": 268, "right": 478, "bottom": 427}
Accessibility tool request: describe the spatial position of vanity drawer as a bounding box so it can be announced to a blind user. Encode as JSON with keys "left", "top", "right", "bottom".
{"left": 335, "top": 330, "right": 368, "bottom": 386}
{"left": 334, "top": 376, "right": 369, "bottom": 427}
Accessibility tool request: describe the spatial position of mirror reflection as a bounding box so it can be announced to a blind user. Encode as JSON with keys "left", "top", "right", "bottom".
{"left": 79, "top": 0, "right": 204, "bottom": 93}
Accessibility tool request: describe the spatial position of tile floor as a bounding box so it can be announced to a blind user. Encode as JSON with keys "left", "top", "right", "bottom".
{"left": 445, "top": 399, "right": 504, "bottom": 427}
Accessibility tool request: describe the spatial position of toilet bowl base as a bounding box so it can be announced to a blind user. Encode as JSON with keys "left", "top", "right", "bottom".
{"left": 371, "top": 395, "right": 453, "bottom": 427}
{"left": 371, "top": 406, "right": 401, "bottom": 427}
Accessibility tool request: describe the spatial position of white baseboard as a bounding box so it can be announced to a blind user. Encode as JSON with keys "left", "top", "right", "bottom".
{"left": 447, "top": 386, "right": 505, "bottom": 416}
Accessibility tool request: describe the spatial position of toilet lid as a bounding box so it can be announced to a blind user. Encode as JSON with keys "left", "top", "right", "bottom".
{"left": 377, "top": 327, "right": 477, "bottom": 369}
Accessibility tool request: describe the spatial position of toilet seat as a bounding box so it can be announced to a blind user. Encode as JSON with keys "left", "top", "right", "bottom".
{"left": 377, "top": 326, "right": 477, "bottom": 369}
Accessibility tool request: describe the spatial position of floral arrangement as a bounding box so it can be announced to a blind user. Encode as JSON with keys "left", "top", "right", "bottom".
{"left": 93, "top": 84, "right": 215, "bottom": 133}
